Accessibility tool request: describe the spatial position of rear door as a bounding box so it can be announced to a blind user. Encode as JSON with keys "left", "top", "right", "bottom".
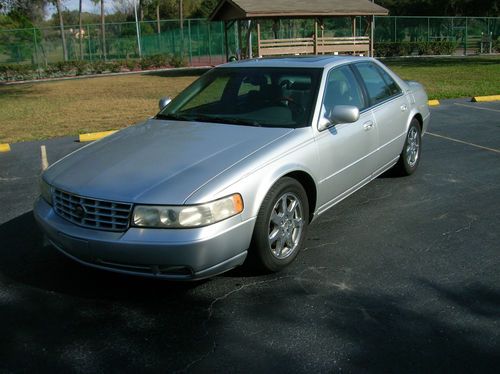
{"left": 352, "top": 62, "right": 409, "bottom": 172}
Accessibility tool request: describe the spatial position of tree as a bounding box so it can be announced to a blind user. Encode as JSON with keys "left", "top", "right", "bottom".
{"left": 53, "top": 0, "right": 68, "bottom": 61}
{"left": 78, "top": 0, "right": 83, "bottom": 59}
{"left": 91, "top": 0, "right": 106, "bottom": 59}
{"left": 376, "top": 0, "right": 499, "bottom": 16}
{"left": 0, "top": 0, "right": 47, "bottom": 23}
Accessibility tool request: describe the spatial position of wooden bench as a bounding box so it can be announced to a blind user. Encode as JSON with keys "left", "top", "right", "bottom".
{"left": 258, "top": 36, "right": 370, "bottom": 57}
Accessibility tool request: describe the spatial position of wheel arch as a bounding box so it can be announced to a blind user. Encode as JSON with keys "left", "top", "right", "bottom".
{"left": 413, "top": 112, "right": 423, "bottom": 131}
{"left": 283, "top": 171, "right": 317, "bottom": 223}
{"left": 248, "top": 165, "right": 318, "bottom": 225}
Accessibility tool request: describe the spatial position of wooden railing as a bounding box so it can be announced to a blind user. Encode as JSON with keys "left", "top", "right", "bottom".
{"left": 258, "top": 36, "right": 370, "bottom": 57}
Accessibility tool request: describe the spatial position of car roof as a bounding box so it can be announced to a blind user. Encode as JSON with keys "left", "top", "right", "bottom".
{"left": 218, "top": 55, "right": 375, "bottom": 70}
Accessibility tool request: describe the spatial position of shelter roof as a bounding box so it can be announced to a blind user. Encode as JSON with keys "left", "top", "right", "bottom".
{"left": 209, "top": 0, "right": 389, "bottom": 21}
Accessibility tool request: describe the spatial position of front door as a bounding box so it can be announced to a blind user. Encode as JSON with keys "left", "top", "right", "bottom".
{"left": 315, "top": 64, "right": 378, "bottom": 213}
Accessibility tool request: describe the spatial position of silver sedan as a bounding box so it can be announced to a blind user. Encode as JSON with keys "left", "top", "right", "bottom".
{"left": 34, "top": 56, "right": 430, "bottom": 280}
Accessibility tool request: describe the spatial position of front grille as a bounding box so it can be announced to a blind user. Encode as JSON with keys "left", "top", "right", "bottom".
{"left": 53, "top": 189, "right": 132, "bottom": 232}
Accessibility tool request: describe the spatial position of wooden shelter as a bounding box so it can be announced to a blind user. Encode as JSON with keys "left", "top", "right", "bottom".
{"left": 209, "top": 0, "right": 389, "bottom": 60}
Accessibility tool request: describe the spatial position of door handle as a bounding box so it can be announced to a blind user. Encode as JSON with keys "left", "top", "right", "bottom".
{"left": 363, "top": 121, "right": 374, "bottom": 131}
{"left": 401, "top": 104, "right": 408, "bottom": 112}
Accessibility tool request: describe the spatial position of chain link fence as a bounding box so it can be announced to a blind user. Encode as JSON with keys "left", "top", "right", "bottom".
{"left": 375, "top": 16, "right": 500, "bottom": 55}
{"left": 1, "top": 16, "right": 499, "bottom": 67}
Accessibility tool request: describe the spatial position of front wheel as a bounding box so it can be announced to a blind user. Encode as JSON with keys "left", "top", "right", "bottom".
{"left": 250, "top": 177, "right": 309, "bottom": 272}
{"left": 393, "top": 118, "right": 422, "bottom": 176}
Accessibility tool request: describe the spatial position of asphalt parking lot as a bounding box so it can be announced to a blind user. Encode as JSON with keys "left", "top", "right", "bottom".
{"left": 1, "top": 99, "right": 499, "bottom": 373}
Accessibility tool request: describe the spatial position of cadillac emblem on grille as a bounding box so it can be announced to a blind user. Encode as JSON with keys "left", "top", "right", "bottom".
{"left": 73, "top": 204, "right": 86, "bottom": 219}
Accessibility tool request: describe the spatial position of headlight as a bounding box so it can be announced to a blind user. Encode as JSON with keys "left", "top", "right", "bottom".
{"left": 132, "top": 194, "right": 244, "bottom": 228}
{"left": 39, "top": 178, "right": 53, "bottom": 206}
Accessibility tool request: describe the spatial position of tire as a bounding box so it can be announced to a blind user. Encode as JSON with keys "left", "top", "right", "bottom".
{"left": 250, "top": 177, "right": 309, "bottom": 272}
{"left": 393, "top": 118, "right": 422, "bottom": 176}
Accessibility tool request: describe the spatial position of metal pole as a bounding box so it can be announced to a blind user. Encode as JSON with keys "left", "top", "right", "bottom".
{"left": 427, "top": 17, "right": 430, "bottom": 42}
{"left": 87, "top": 24, "right": 92, "bottom": 61}
{"left": 33, "top": 28, "right": 41, "bottom": 78}
{"left": 370, "top": 15, "right": 375, "bottom": 57}
{"left": 464, "top": 17, "right": 468, "bottom": 56}
{"left": 208, "top": 22, "right": 212, "bottom": 64}
{"left": 188, "top": 19, "right": 192, "bottom": 65}
{"left": 394, "top": 17, "right": 397, "bottom": 42}
{"left": 224, "top": 21, "right": 229, "bottom": 61}
{"left": 179, "top": 0, "right": 184, "bottom": 57}
{"left": 134, "top": 0, "right": 142, "bottom": 57}
{"left": 248, "top": 20, "right": 252, "bottom": 58}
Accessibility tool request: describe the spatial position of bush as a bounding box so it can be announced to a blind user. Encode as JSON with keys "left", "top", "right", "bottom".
{"left": 375, "top": 41, "right": 457, "bottom": 57}
{"left": 494, "top": 38, "right": 500, "bottom": 53}
{"left": 169, "top": 54, "right": 187, "bottom": 68}
{"left": 0, "top": 54, "right": 187, "bottom": 82}
{"left": 140, "top": 54, "right": 168, "bottom": 69}
{"left": 0, "top": 63, "right": 36, "bottom": 81}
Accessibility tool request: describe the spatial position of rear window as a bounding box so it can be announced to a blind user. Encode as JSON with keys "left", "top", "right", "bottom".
{"left": 354, "top": 62, "right": 401, "bottom": 106}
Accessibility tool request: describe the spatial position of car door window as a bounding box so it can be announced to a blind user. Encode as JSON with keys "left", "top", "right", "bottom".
{"left": 354, "top": 62, "right": 400, "bottom": 106}
{"left": 323, "top": 65, "right": 366, "bottom": 115}
{"left": 377, "top": 66, "right": 402, "bottom": 96}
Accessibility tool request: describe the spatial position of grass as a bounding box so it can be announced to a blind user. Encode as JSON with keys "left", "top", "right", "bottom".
{"left": 0, "top": 70, "right": 202, "bottom": 144}
{"left": 0, "top": 56, "right": 499, "bottom": 144}
{"left": 385, "top": 56, "right": 500, "bottom": 100}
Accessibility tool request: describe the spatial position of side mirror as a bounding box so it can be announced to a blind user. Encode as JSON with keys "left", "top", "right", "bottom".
{"left": 318, "top": 105, "right": 360, "bottom": 131}
{"left": 159, "top": 96, "right": 172, "bottom": 110}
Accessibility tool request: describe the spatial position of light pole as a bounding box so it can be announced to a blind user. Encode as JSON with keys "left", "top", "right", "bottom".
{"left": 179, "top": 0, "right": 184, "bottom": 57}
{"left": 134, "top": 0, "right": 142, "bottom": 57}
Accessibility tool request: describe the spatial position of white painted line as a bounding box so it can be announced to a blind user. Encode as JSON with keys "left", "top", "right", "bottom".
{"left": 454, "top": 102, "right": 500, "bottom": 113}
{"left": 41, "top": 145, "right": 48, "bottom": 170}
{"left": 427, "top": 132, "right": 500, "bottom": 155}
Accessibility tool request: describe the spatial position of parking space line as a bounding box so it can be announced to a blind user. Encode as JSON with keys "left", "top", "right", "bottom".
{"left": 79, "top": 130, "right": 117, "bottom": 142}
{"left": 427, "top": 132, "right": 500, "bottom": 155}
{"left": 453, "top": 102, "right": 500, "bottom": 113}
{"left": 41, "top": 145, "right": 48, "bottom": 170}
{"left": 472, "top": 94, "right": 500, "bottom": 102}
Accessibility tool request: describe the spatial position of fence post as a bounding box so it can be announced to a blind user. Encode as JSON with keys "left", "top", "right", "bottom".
{"left": 464, "top": 17, "right": 468, "bottom": 55}
{"left": 33, "top": 28, "right": 39, "bottom": 73}
{"left": 87, "top": 25, "right": 92, "bottom": 62}
{"left": 427, "top": 17, "right": 430, "bottom": 42}
{"left": 394, "top": 17, "right": 397, "bottom": 42}
{"left": 208, "top": 22, "right": 212, "bottom": 64}
{"left": 188, "top": 19, "right": 192, "bottom": 65}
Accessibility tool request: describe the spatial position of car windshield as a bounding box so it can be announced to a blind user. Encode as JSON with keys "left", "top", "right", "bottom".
{"left": 157, "top": 67, "right": 322, "bottom": 128}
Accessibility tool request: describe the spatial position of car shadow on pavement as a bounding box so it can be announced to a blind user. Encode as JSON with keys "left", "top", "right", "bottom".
{"left": 0, "top": 211, "right": 201, "bottom": 299}
{"left": 1, "top": 212, "right": 499, "bottom": 372}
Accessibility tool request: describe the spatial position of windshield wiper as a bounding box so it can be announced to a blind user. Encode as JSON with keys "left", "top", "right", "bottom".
{"left": 155, "top": 113, "right": 191, "bottom": 121}
{"left": 193, "top": 114, "right": 261, "bottom": 127}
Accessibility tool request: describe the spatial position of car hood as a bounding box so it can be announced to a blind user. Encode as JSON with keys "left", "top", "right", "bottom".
{"left": 44, "top": 119, "right": 293, "bottom": 204}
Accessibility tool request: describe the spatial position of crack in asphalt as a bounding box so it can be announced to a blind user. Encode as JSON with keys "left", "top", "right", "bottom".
{"left": 178, "top": 266, "right": 345, "bottom": 373}
{"left": 176, "top": 275, "right": 294, "bottom": 373}
{"left": 423, "top": 215, "right": 479, "bottom": 252}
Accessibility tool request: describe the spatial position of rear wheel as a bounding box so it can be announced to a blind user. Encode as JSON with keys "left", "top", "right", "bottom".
{"left": 394, "top": 118, "right": 421, "bottom": 176}
{"left": 250, "top": 177, "right": 309, "bottom": 272}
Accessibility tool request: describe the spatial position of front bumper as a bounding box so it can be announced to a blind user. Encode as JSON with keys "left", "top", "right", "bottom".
{"left": 34, "top": 198, "right": 254, "bottom": 280}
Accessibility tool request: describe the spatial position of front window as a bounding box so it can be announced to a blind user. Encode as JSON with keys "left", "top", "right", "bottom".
{"left": 323, "top": 65, "right": 366, "bottom": 113}
{"left": 157, "top": 67, "right": 322, "bottom": 128}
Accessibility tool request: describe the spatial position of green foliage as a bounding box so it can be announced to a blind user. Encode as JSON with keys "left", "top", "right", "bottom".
{"left": 168, "top": 54, "right": 186, "bottom": 68}
{"left": 0, "top": 53, "right": 188, "bottom": 81}
{"left": 375, "top": 41, "right": 458, "bottom": 57}
{"left": 377, "top": 0, "right": 499, "bottom": 16}
{"left": 140, "top": 54, "right": 167, "bottom": 69}
{"left": 0, "top": 11, "right": 41, "bottom": 63}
